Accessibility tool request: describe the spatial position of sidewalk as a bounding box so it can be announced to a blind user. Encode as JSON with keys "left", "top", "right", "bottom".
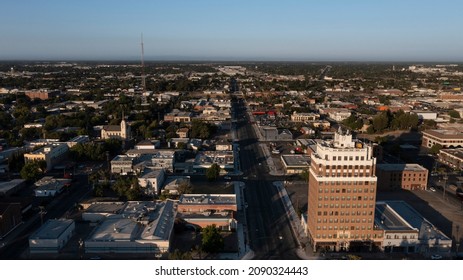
{"left": 274, "top": 181, "right": 321, "bottom": 260}
{"left": 231, "top": 181, "right": 252, "bottom": 260}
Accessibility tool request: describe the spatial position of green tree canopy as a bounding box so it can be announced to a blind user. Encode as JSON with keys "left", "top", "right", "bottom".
{"left": 371, "top": 112, "right": 390, "bottom": 133}
{"left": 20, "top": 160, "right": 45, "bottom": 182}
{"left": 429, "top": 144, "right": 443, "bottom": 155}
{"left": 206, "top": 163, "right": 221, "bottom": 181}
{"left": 201, "top": 224, "right": 224, "bottom": 253}
{"left": 449, "top": 110, "right": 460, "bottom": 119}
{"left": 342, "top": 114, "right": 363, "bottom": 131}
{"left": 190, "top": 120, "right": 217, "bottom": 139}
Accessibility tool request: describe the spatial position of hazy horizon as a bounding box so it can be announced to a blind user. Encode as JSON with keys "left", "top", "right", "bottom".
{"left": 2, "top": 1, "right": 463, "bottom": 61}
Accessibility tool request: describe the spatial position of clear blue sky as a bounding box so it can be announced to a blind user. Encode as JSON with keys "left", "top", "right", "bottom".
{"left": 1, "top": 0, "right": 462, "bottom": 61}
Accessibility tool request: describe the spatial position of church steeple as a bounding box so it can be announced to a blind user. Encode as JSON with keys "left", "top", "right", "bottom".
{"left": 120, "top": 110, "right": 128, "bottom": 139}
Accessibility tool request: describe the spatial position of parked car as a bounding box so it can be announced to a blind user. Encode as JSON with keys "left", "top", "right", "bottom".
{"left": 431, "top": 254, "right": 442, "bottom": 260}
{"left": 429, "top": 187, "right": 436, "bottom": 192}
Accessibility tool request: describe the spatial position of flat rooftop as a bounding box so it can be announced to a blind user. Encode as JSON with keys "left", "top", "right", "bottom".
{"left": 377, "top": 163, "right": 427, "bottom": 172}
{"left": 0, "top": 179, "right": 25, "bottom": 193}
{"left": 30, "top": 219, "right": 74, "bottom": 240}
{"left": 34, "top": 177, "right": 71, "bottom": 190}
{"left": 423, "top": 129, "right": 463, "bottom": 139}
{"left": 87, "top": 217, "right": 140, "bottom": 241}
{"left": 179, "top": 194, "right": 236, "bottom": 205}
{"left": 141, "top": 200, "right": 176, "bottom": 241}
{"left": 375, "top": 202, "right": 415, "bottom": 231}
{"left": 440, "top": 148, "right": 463, "bottom": 158}
{"left": 140, "top": 168, "right": 163, "bottom": 178}
{"left": 378, "top": 200, "right": 451, "bottom": 241}
{"left": 85, "top": 202, "right": 126, "bottom": 214}
{"left": 281, "top": 154, "right": 311, "bottom": 167}
{"left": 87, "top": 200, "right": 176, "bottom": 242}
{"left": 177, "top": 211, "right": 233, "bottom": 220}
{"left": 111, "top": 155, "right": 133, "bottom": 162}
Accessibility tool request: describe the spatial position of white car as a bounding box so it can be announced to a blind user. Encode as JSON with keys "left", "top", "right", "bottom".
{"left": 431, "top": 254, "right": 442, "bottom": 260}
{"left": 429, "top": 187, "right": 436, "bottom": 192}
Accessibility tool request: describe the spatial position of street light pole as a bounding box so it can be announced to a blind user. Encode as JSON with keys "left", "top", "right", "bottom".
{"left": 456, "top": 225, "right": 460, "bottom": 257}
{"left": 443, "top": 175, "right": 448, "bottom": 200}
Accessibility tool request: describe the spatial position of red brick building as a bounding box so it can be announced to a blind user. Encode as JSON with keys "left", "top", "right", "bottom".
{"left": 177, "top": 194, "right": 237, "bottom": 231}
{"left": 376, "top": 164, "right": 428, "bottom": 191}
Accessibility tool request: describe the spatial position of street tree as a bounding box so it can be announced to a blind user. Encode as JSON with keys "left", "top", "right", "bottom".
{"left": 201, "top": 224, "right": 224, "bottom": 253}
{"left": 20, "top": 160, "right": 44, "bottom": 182}
{"left": 206, "top": 163, "right": 221, "bottom": 181}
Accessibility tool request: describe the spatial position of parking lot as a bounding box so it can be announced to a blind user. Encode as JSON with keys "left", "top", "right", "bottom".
{"left": 377, "top": 189, "right": 463, "bottom": 252}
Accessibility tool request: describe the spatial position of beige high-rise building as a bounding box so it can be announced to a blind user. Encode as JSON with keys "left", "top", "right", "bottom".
{"left": 307, "top": 128, "right": 383, "bottom": 252}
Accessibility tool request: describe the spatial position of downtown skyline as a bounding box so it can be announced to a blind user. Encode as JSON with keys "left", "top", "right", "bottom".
{"left": 1, "top": 0, "right": 463, "bottom": 61}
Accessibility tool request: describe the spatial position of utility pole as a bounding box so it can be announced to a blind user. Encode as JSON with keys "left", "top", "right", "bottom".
{"left": 38, "top": 206, "right": 47, "bottom": 225}
{"left": 443, "top": 174, "right": 448, "bottom": 200}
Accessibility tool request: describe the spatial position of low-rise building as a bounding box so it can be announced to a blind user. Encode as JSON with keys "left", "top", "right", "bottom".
{"left": 300, "top": 127, "right": 315, "bottom": 135}
{"left": 163, "top": 176, "right": 190, "bottom": 195}
{"left": 438, "top": 148, "right": 463, "bottom": 170}
{"left": 279, "top": 129, "right": 293, "bottom": 140}
{"left": 422, "top": 129, "right": 463, "bottom": 148}
{"left": 85, "top": 200, "right": 176, "bottom": 254}
{"left": 144, "top": 151, "right": 176, "bottom": 172}
{"left": 65, "top": 135, "right": 89, "bottom": 148}
{"left": 215, "top": 140, "right": 233, "bottom": 151}
{"left": 138, "top": 168, "right": 165, "bottom": 195}
{"left": 177, "top": 194, "right": 237, "bottom": 231}
{"left": 164, "top": 110, "right": 192, "bottom": 123}
{"left": 134, "top": 140, "right": 159, "bottom": 150}
{"left": 308, "top": 120, "right": 331, "bottom": 130}
{"left": 281, "top": 155, "right": 311, "bottom": 174}
{"left": 176, "top": 128, "right": 189, "bottom": 138}
{"left": 25, "top": 90, "right": 59, "bottom": 100}
{"left": 101, "top": 119, "right": 131, "bottom": 141}
{"left": 376, "top": 164, "right": 428, "bottom": 191}
{"left": 110, "top": 155, "right": 135, "bottom": 174}
{"left": 291, "top": 112, "right": 320, "bottom": 122}
{"left": 29, "top": 219, "right": 75, "bottom": 253}
{"left": 375, "top": 201, "right": 452, "bottom": 255}
{"left": 0, "top": 179, "right": 26, "bottom": 197}
{"left": 193, "top": 151, "right": 234, "bottom": 174}
{"left": 320, "top": 108, "right": 352, "bottom": 121}
{"left": 34, "top": 176, "right": 71, "bottom": 197}
{"left": 82, "top": 202, "right": 127, "bottom": 223}
{"left": 261, "top": 126, "right": 278, "bottom": 141}
{"left": 24, "top": 143, "right": 69, "bottom": 171}
{"left": 412, "top": 111, "right": 438, "bottom": 120}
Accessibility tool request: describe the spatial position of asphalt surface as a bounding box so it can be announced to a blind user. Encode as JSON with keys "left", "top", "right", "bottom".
{"left": 233, "top": 98, "right": 299, "bottom": 259}
{"left": 0, "top": 173, "right": 92, "bottom": 259}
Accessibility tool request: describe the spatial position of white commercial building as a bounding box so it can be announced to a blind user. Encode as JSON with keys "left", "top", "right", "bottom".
{"left": 110, "top": 155, "right": 135, "bottom": 174}
{"left": 82, "top": 202, "right": 127, "bottom": 223}
{"left": 24, "top": 143, "right": 69, "bottom": 171}
{"left": 85, "top": 200, "right": 176, "bottom": 254}
{"left": 375, "top": 201, "right": 452, "bottom": 255}
{"left": 29, "top": 219, "right": 75, "bottom": 253}
{"left": 138, "top": 168, "right": 165, "bottom": 195}
{"left": 34, "top": 177, "right": 71, "bottom": 197}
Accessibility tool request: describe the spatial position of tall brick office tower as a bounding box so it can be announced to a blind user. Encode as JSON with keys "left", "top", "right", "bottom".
{"left": 307, "top": 128, "right": 383, "bottom": 252}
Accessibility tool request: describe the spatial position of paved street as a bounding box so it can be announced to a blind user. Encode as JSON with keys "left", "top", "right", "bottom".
{"left": 233, "top": 97, "right": 300, "bottom": 259}
{"left": 0, "top": 173, "right": 92, "bottom": 259}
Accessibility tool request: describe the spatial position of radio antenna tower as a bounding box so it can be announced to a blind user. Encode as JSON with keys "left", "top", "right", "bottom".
{"left": 141, "top": 33, "right": 146, "bottom": 92}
